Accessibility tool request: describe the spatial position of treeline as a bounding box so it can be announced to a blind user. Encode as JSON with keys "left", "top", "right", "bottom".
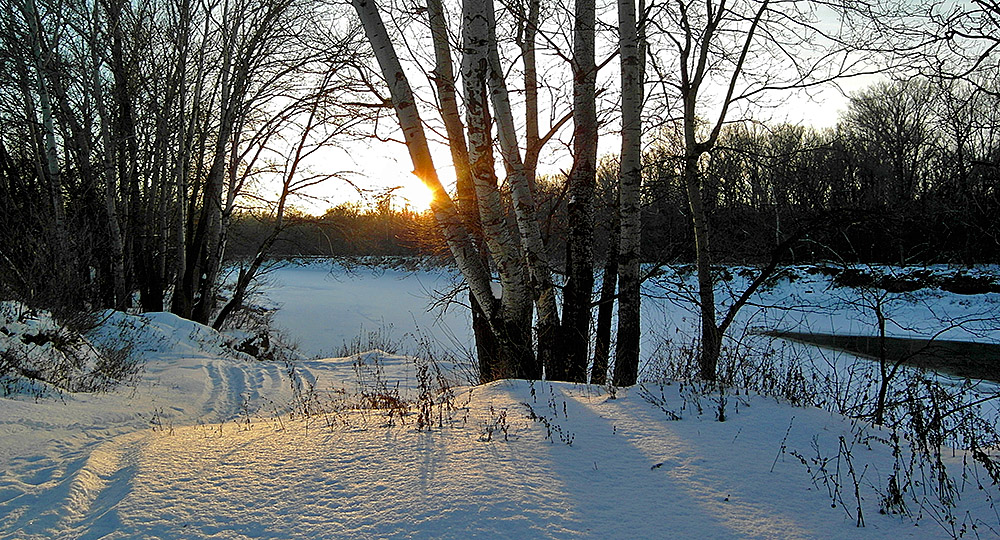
{"left": 2, "top": 0, "right": 998, "bottom": 385}
{"left": 230, "top": 77, "right": 1000, "bottom": 267}
{"left": 226, "top": 203, "right": 440, "bottom": 259}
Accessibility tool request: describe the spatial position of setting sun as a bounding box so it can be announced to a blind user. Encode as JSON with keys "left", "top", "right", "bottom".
{"left": 397, "top": 181, "right": 435, "bottom": 212}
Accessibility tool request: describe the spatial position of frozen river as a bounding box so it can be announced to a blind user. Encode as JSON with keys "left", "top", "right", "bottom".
{"left": 260, "top": 259, "right": 1000, "bottom": 383}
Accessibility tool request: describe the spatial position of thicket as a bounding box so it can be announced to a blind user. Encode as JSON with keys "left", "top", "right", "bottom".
{"left": 0, "top": 0, "right": 363, "bottom": 325}
{"left": 225, "top": 203, "right": 440, "bottom": 259}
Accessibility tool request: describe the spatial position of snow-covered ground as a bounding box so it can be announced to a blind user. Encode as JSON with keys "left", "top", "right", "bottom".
{"left": 259, "top": 260, "right": 472, "bottom": 359}
{"left": 2, "top": 261, "right": 999, "bottom": 539}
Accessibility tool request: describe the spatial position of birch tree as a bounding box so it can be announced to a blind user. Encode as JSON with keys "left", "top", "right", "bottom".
{"left": 557, "top": 0, "right": 599, "bottom": 382}
{"left": 9, "top": 0, "right": 73, "bottom": 303}
{"left": 353, "top": 0, "right": 538, "bottom": 380}
{"left": 353, "top": 0, "right": 592, "bottom": 381}
{"left": 425, "top": 0, "right": 501, "bottom": 375}
{"left": 462, "top": 0, "right": 539, "bottom": 378}
{"left": 612, "top": 0, "right": 644, "bottom": 386}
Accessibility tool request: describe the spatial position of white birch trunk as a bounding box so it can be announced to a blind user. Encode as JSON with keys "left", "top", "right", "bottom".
{"left": 461, "top": 0, "right": 532, "bottom": 323}
{"left": 613, "top": 0, "right": 643, "bottom": 386}
{"left": 462, "top": 0, "right": 540, "bottom": 378}
{"left": 476, "top": 0, "right": 561, "bottom": 373}
{"left": 518, "top": 0, "right": 541, "bottom": 183}
{"left": 426, "top": 0, "right": 501, "bottom": 380}
{"left": 560, "top": 0, "right": 598, "bottom": 382}
{"left": 21, "top": 0, "right": 64, "bottom": 231}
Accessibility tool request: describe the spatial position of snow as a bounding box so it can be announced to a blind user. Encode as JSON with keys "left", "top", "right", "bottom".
{"left": 260, "top": 260, "right": 470, "bottom": 358}
{"left": 2, "top": 262, "right": 999, "bottom": 539}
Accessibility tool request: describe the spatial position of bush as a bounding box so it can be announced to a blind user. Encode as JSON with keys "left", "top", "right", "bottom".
{"left": 0, "top": 301, "right": 140, "bottom": 396}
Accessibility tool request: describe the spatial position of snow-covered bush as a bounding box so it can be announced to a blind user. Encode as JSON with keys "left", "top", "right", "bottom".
{"left": 0, "top": 301, "right": 137, "bottom": 395}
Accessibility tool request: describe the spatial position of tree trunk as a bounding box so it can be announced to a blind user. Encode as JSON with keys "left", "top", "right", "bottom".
{"left": 190, "top": 111, "right": 232, "bottom": 323}
{"left": 593, "top": 208, "right": 619, "bottom": 385}
{"left": 684, "top": 151, "right": 720, "bottom": 381}
{"left": 75, "top": 0, "right": 131, "bottom": 311}
{"left": 476, "top": 0, "right": 558, "bottom": 379}
{"left": 21, "top": 0, "right": 70, "bottom": 300}
{"left": 463, "top": 0, "right": 540, "bottom": 380}
{"left": 22, "top": 0, "right": 63, "bottom": 232}
{"left": 107, "top": 0, "right": 139, "bottom": 308}
{"left": 90, "top": 17, "right": 129, "bottom": 311}
{"left": 426, "top": 0, "right": 500, "bottom": 382}
{"left": 169, "top": 1, "right": 198, "bottom": 318}
{"left": 188, "top": 0, "right": 279, "bottom": 324}
{"left": 559, "top": 0, "right": 598, "bottom": 382}
{"left": 519, "top": 0, "right": 541, "bottom": 184}
{"left": 613, "top": 0, "right": 643, "bottom": 386}
{"left": 354, "top": 0, "right": 520, "bottom": 381}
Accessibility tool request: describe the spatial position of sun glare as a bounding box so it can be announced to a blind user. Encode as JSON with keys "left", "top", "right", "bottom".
{"left": 398, "top": 181, "right": 435, "bottom": 212}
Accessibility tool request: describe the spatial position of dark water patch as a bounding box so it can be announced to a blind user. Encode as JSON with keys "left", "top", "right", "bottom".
{"left": 765, "top": 331, "right": 1000, "bottom": 383}
{"left": 827, "top": 267, "right": 1000, "bottom": 294}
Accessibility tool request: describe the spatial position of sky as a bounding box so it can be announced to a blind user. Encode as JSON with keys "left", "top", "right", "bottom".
{"left": 288, "top": 143, "right": 438, "bottom": 216}
{"left": 286, "top": 81, "right": 875, "bottom": 216}
{"left": 271, "top": 0, "right": 911, "bottom": 216}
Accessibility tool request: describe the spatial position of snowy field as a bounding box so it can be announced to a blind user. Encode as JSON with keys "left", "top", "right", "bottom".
{"left": 2, "top": 260, "right": 999, "bottom": 539}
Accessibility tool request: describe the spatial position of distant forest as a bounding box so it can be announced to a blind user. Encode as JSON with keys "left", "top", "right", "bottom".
{"left": 232, "top": 79, "right": 1000, "bottom": 267}
{"left": 226, "top": 203, "right": 441, "bottom": 260}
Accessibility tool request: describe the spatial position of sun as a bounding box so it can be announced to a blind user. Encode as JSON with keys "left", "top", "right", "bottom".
{"left": 397, "top": 181, "right": 435, "bottom": 212}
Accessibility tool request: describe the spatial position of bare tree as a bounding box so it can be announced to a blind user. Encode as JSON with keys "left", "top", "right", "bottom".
{"left": 353, "top": 0, "right": 529, "bottom": 380}
{"left": 841, "top": 79, "right": 939, "bottom": 209}
{"left": 213, "top": 64, "right": 360, "bottom": 329}
{"left": 645, "top": 0, "right": 878, "bottom": 380}
{"left": 0, "top": 0, "right": 362, "bottom": 326}
{"left": 425, "top": 0, "right": 501, "bottom": 376}
{"left": 893, "top": 0, "right": 1000, "bottom": 96}
{"left": 546, "top": 0, "right": 598, "bottom": 383}
{"left": 353, "top": 0, "right": 614, "bottom": 381}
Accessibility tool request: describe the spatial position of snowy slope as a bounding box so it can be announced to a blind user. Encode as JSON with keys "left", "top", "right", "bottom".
{"left": 0, "top": 311, "right": 337, "bottom": 538}
{"left": 5, "top": 372, "right": 993, "bottom": 539}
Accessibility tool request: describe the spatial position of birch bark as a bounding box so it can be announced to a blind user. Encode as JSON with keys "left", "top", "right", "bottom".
{"left": 613, "top": 0, "right": 643, "bottom": 386}
{"left": 352, "top": 0, "right": 497, "bottom": 330}
{"left": 426, "top": 0, "right": 500, "bottom": 380}
{"left": 88, "top": 1, "right": 128, "bottom": 310}
{"left": 477, "top": 0, "right": 560, "bottom": 378}
{"left": 462, "top": 0, "right": 540, "bottom": 379}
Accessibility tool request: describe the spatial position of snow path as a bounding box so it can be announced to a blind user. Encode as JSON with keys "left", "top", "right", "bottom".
{"left": 0, "top": 312, "right": 340, "bottom": 539}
